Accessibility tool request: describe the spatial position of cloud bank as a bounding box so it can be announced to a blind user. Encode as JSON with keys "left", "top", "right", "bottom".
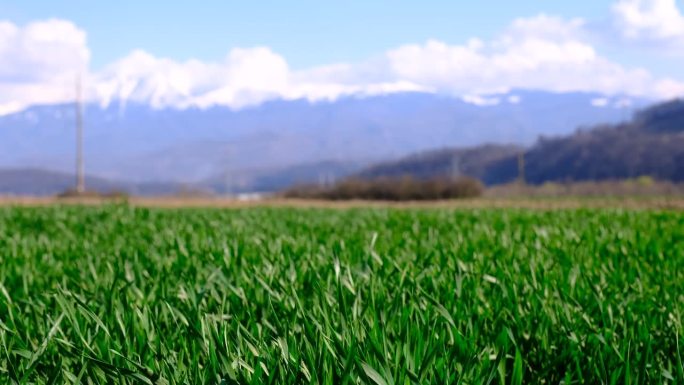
{"left": 1, "top": 0, "right": 684, "bottom": 115}
{"left": 612, "top": 0, "right": 684, "bottom": 42}
{"left": 0, "top": 19, "right": 89, "bottom": 114}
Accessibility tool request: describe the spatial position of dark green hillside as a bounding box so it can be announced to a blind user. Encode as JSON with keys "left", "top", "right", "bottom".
{"left": 356, "top": 100, "right": 684, "bottom": 184}
{"left": 357, "top": 144, "right": 523, "bottom": 185}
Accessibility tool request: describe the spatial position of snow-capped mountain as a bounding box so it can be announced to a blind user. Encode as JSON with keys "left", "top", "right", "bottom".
{"left": 0, "top": 90, "right": 649, "bottom": 185}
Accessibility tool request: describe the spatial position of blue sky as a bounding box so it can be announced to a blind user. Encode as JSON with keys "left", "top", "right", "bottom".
{"left": 1, "top": 0, "right": 684, "bottom": 113}
{"left": 3, "top": 1, "right": 614, "bottom": 69}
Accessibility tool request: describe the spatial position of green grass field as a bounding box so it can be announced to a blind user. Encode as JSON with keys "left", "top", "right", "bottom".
{"left": 0, "top": 206, "right": 683, "bottom": 384}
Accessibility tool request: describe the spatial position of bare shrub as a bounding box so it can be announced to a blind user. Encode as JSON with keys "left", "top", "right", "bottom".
{"left": 56, "top": 188, "right": 130, "bottom": 201}
{"left": 283, "top": 176, "right": 483, "bottom": 201}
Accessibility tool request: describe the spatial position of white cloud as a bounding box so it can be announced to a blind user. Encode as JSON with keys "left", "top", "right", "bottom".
{"left": 612, "top": 0, "right": 684, "bottom": 40}
{"left": 0, "top": 101, "right": 23, "bottom": 116}
{"left": 0, "top": 19, "right": 89, "bottom": 114}
{"left": 93, "top": 47, "right": 430, "bottom": 110}
{"left": 2, "top": 11, "right": 684, "bottom": 115}
{"left": 377, "top": 14, "right": 684, "bottom": 99}
{"left": 94, "top": 47, "right": 291, "bottom": 109}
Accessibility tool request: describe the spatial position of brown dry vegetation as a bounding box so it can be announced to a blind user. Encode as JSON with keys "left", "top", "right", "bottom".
{"left": 282, "top": 176, "right": 484, "bottom": 201}
{"left": 487, "top": 177, "right": 684, "bottom": 198}
{"left": 1, "top": 177, "right": 683, "bottom": 210}
{"left": 2, "top": 195, "right": 684, "bottom": 210}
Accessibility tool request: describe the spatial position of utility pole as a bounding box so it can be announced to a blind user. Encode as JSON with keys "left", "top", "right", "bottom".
{"left": 224, "top": 169, "right": 232, "bottom": 196}
{"left": 451, "top": 154, "right": 461, "bottom": 180}
{"left": 517, "top": 152, "right": 526, "bottom": 185}
{"left": 75, "top": 74, "right": 85, "bottom": 194}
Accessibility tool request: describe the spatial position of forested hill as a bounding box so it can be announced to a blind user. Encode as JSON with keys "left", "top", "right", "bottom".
{"left": 356, "top": 99, "right": 684, "bottom": 185}
{"left": 357, "top": 144, "right": 524, "bottom": 185}
{"left": 0, "top": 169, "right": 183, "bottom": 196}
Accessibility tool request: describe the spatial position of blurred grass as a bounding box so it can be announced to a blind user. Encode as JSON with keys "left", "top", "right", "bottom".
{"left": 0, "top": 206, "right": 682, "bottom": 384}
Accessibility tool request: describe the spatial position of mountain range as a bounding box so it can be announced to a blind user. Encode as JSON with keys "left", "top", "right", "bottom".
{"left": 0, "top": 89, "right": 645, "bottom": 194}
